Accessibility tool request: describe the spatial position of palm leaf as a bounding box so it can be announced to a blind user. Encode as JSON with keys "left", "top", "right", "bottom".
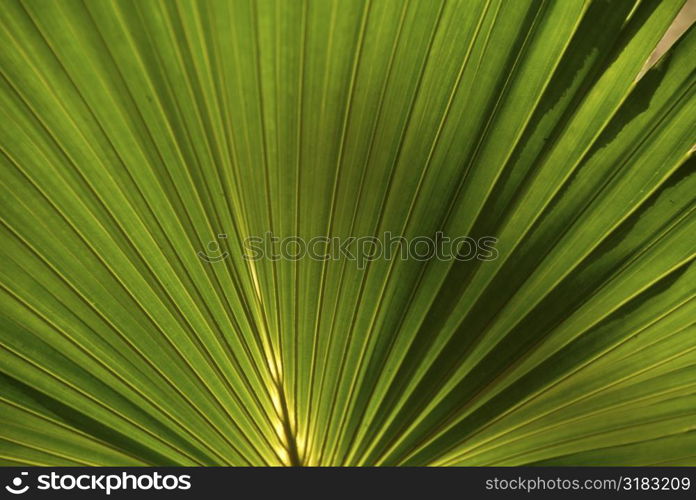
{"left": 0, "top": 0, "right": 694, "bottom": 466}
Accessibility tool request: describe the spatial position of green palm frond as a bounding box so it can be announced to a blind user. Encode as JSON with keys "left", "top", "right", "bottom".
{"left": 0, "top": 0, "right": 694, "bottom": 466}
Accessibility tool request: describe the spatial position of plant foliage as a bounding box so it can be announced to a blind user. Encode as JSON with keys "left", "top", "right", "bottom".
{"left": 0, "top": 0, "right": 694, "bottom": 465}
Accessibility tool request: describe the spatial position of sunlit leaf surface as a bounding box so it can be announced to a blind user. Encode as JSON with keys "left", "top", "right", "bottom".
{"left": 0, "top": 0, "right": 694, "bottom": 465}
